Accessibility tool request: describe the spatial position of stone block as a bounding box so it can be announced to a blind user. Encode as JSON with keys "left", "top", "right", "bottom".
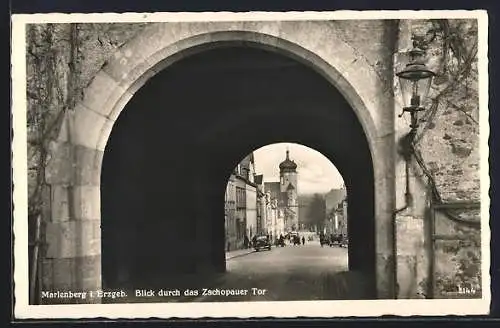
{"left": 289, "top": 22, "right": 357, "bottom": 80}
{"left": 41, "top": 259, "right": 54, "bottom": 291}
{"left": 45, "top": 142, "right": 73, "bottom": 185}
{"left": 93, "top": 113, "right": 116, "bottom": 152}
{"left": 55, "top": 113, "right": 70, "bottom": 144}
{"left": 45, "top": 220, "right": 101, "bottom": 259}
{"left": 342, "top": 59, "right": 386, "bottom": 129}
{"left": 76, "top": 254, "right": 102, "bottom": 292}
{"left": 373, "top": 135, "right": 396, "bottom": 177}
{"left": 101, "top": 45, "right": 149, "bottom": 85}
{"left": 81, "top": 71, "right": 127, "bottom": 119}
{"left": 74, "top": 185, "right": 101, "bottom": 221}
{"left": 137, "top": 30, "right": 213, "bottom": 86}
{"left": 396, "top": 253, "right": 428, "bottom": 299}
{"left": 167, "top": 21, "right": 232, "bottom": 47}
{"left": 374, "top": 200, "right": 395, "bottom": 253}
{"left": 74, "top": 145, "right": 104, "bottom": 186}
{"left": 71, "top": 103, "right": 113, "bottom": 151}
{"left": 397, "top": 254, "right": 419, "bottom": 298}
{"left": 396, "top": 214, "right": 425, "bottom": 256}
{"left": 395, "top": 160, "right": 430, "bottom": 209}
{"left": 376, "top": 88, "right": 397, "bottom": 137}
{"left": 51, "top": 185, "right": 70, "bottom": 222}
{"left": 40, "top": 255, "right": 101, "bottom": 304}
{"left": 248, "top": 21, "right": 282, "bottom": 40}
{"left": 40, "top": 185, "right": 52, "bottom": 222}
{"left": 374, "top": 174, "right": 395, "bottom": 211}
{"left": 375, "top": 253, "right": 396, "bottom": 299}
{"left": 100, "top": 22, "right": 216, "bottom": 85}
{"left": 50, "top": 257, "right": 74, "bottom": 290}
{"left": 105, "top": 89, "right": 136, "bottom": 123}
{"left": 51, "top": 185, "right": 101, "bottom": 222}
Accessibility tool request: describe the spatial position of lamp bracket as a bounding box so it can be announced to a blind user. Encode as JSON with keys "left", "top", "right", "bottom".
{"left": 403, "top": 106, "right": 426, "bottom": 113}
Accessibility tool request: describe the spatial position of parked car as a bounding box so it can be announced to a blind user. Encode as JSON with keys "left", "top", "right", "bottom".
{"left": 319, "top": 235, "right": 329, "bottom": 247}
{"left": 329, "top": 234, "right": 343, "bottom": 247}
{"left": 254, "top": 235, "right": 272, "bottom": 251}
{"left": 289, "top": 232, "right": 301, "bottom": 245}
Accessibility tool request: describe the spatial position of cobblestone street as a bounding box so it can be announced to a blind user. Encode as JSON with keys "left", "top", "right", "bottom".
{"left": 112, "top": 242, "right": 374, "bottom": 303}
{"left": 193, "top": 243, "right": 372, "bottom": 302}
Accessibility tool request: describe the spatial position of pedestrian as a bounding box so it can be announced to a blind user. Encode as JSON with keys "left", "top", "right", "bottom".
{"left": 301, "top": 236, "right": 305, "bottom": 245}
{"left": 244, "top": 235, "right": 249, "bottom": 249}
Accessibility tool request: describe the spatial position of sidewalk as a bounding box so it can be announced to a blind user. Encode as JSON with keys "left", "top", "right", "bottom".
{"left": 225, "top": 247, "right": 256, "bottom": 260}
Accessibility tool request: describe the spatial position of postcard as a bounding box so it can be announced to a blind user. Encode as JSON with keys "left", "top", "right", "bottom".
{"left": 11, "top": 10, "right": 490, "bottom": 319}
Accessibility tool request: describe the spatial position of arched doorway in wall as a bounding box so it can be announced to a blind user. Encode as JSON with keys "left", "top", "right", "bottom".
{"left": 100, "top": 45, "right": 376, "bottom": 300}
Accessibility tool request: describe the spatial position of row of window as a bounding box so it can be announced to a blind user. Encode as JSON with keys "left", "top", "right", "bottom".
{"left": 236, "top": 186, "right": 246, "bottom": 208}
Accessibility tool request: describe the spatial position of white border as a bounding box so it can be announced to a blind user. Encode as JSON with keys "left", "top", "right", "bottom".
{"left": 11, "top": 10, "right": 490, "bottom": 319}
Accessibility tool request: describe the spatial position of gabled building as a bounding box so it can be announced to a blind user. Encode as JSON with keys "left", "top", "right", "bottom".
{"left": 225, "top": 153, "right": 266, "bottom": 250}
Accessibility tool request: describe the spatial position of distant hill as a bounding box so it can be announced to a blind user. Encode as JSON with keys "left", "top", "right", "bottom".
{"left": 325, "top": 188, "right": 347, "bottom": 213}
{"left": 298, "top": 193, "right": 326, "bottom": 227}
{"left": 297, "top": 189, "right": 346, "bottom": 226}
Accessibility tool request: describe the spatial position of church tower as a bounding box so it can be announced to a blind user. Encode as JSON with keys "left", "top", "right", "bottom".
{"left": 279, "top": 149, "right": 299, "bottom": 231}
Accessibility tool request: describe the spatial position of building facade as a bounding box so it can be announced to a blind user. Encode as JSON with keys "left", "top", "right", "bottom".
{"left": 325, "top": 196, "right": 348, "bottom": 237}
{"left": 254, "top": 175, "right": 267, "bottom": 236}
{"left": 325, "top": 187, "right": 348, "bottom": 235}
{"left": 224, "top": 153, "right": 265, "bottom": 250}
{"left": 263, "top": 194, "right": 285, "bottom": 243}
{"left": 245, "top": 183, "right": 258, "bottom": 239}
{"left": 224, "top": 174, "right": 237, "bottom": 251}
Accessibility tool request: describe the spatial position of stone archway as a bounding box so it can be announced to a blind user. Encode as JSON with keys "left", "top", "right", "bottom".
{"left": 47, "top": 23, "right": 396, "bottom": 300}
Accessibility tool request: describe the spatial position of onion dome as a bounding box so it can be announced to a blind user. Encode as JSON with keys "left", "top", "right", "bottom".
{"left": 279, "top": 150, "right": 297, "bottom": 172}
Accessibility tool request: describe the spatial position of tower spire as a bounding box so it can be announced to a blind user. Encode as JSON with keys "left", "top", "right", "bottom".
{"left": 280, "top": 146, "right": 297, "bottom": 172}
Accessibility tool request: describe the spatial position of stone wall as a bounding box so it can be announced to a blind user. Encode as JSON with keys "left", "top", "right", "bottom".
{"left": 393, "top": 19, "right": 480, "bottom": 299}
{"left": 27, "top": 22, "right": 149, "bottom": 215}
{"left": 412, "top": 19, "right": 480, "bottom": 202}
{"left": 413, "top": 19, "right": 481, "bottom": 299}
{"left": 433, "top": 207, "right": 481, "bottom": 298}
{"left": 26, "top": 22, "right": 149, "bottom": 303}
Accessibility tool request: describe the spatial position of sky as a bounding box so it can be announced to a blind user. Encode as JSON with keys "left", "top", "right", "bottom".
{"left": 252, "top": 142, "right": 344, "bottom": 195}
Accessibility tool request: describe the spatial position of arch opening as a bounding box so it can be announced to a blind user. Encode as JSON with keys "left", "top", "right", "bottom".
{"left": 222, "top": 142, "right": 363, "bottom": 300}
{"left": 101, "top": 45, "right": 376, "bottom": 300}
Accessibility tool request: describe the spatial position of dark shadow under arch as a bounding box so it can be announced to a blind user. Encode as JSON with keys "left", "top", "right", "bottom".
{"left": 101, "top": 45, "right": 376, "bottom": 298}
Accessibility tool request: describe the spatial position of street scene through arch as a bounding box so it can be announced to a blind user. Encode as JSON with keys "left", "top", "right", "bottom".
{"left": 220, "top": 142, "right": 360, "bottom": 302}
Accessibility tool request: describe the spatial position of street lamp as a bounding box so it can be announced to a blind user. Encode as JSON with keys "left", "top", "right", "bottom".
{"left": 394, "top": 39, "right": 437, "bottom": 212}
{"left": 396, "top": 42, "right": 436, "bottom": 138}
